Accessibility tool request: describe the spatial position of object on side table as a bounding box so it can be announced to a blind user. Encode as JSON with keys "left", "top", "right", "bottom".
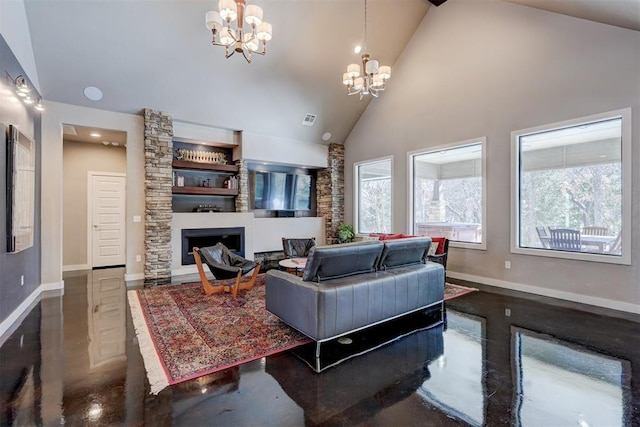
{"left": 193, "top": 243, "right": 261, "bottom": 297}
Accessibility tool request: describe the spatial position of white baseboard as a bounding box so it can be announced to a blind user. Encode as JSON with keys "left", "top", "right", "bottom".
{"left": 0, "top": 280, "right": 66, "bottom": 343}
{"left": 124, "top": 273, "right": 145, "bottom": 281}
{"left": 63, "top": 264, "right": 89, "bottom": 272}
{"left": 41, "top": 281, "right": 65, "bottom": 292}
{"left": 447, "top": 271, "right": 640, "bottom": 315}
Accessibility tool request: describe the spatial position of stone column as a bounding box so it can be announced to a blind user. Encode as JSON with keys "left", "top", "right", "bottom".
{"left": 143, "top": 109, "right": 173, "bottom": 285}
{"left": 235, "top": 159, "right": 249, "bottom": 213}
{"left": 317, "top": 143, "right": 344, "bottom": 244}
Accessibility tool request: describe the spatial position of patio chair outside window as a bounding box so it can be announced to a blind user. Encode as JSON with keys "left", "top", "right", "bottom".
{"left": 549, "top": 228, "right": 582, "bottom": 252}
{"left": 581, "top": 226, "right": 609, "bottom": 236}
{"left": 536, "top": 226, "right": 551, "bottom": 249}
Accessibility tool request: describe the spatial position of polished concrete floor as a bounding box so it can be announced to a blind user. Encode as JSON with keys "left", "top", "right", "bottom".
{"left": 1, "top": 268, "right": 639, "bottom": 426}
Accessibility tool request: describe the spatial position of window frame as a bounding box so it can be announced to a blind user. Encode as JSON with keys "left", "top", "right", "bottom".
{"left": 353, "top": 155, "right": 394, "bottom": 234}
{"left": 510, "top": 108, "right": 631, "bottom": 265}
{"left": 408, "top": 137, "right": 487, "bottom": 250}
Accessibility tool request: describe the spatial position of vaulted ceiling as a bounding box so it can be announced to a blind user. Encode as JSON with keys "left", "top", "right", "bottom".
{"left": 23, "top": 0, "right": 640, "bottom": 145}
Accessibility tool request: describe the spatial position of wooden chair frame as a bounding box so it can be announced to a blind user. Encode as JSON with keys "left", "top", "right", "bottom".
{"left": 193, "top": 247, "right": 261, "bottom": 297}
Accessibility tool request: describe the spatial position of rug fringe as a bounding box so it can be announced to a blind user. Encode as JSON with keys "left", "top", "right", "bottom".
{"left": 127, "top": 290, "right": 170, "bottom": 395}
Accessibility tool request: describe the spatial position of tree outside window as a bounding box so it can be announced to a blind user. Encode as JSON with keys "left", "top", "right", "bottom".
{"left": 355, "top": 158, "right": 392, "bottom": 234}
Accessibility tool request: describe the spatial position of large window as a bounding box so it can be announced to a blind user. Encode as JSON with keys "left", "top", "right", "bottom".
{"left": 354, "top": 157, "right": 392, "bottom": 234}
{"left": 409, "top": 138, "right": 486, "bottom": 249}
{"left": 512, "top": 109, "right": 631, "bottom": 264}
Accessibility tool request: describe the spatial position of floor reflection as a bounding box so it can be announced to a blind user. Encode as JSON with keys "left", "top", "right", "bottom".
{"left": 419, "top": 311, "right": 485, "bottom": 426}
{"left": 0, "top": 269, "right": 638, "bottom": 426}
{"left": 514, "top": 328, "right": 629, "bottom": 426}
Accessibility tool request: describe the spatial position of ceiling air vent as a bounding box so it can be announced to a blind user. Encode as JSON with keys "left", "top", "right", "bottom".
{"left": 302, "top": 113, "right": 317, "bottom": 126}
{"left": 63, "top": 125, "right": 77, "bottom": 135}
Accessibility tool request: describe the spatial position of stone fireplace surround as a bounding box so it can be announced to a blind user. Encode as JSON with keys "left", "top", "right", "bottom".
{"left": 145, "top": 109, "right": 344, "bottom": 283}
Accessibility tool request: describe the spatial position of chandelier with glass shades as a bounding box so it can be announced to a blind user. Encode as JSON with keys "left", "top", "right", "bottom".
{"left": 341, "top": 0, "right": 391, "bottom": 99}
{"left": 205, "top": 0, "right": 272, "bottom": 63}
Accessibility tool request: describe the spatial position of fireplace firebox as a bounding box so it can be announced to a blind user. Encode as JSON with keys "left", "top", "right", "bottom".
{"left": 181, "top": 227, "right": 245, "bottom": 265}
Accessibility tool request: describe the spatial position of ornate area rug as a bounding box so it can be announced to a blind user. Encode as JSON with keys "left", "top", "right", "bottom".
{"left": 444, "top": 282, "right": 478, "bottom": 300}
{"left": 127, "top": 274, "right": 310, "bottom": 394}
{"left": 129, "top": 275, "right": 478, "bottom": 394}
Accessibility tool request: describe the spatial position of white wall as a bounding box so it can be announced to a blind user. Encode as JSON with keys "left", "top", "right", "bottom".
{"left": 0, "top": 0, "right": 40, "bottom": 91}
{"left": 241, "top": 131, "right": 328, "bottom": 168}
{"left": 41, "top": 102, "right": 145, "bottom": 286}
{"left": 62, "top": 141, "right": 127, "bottom": 268}
{"left": 344, "top": 0, "right": 640, "bottom": 313}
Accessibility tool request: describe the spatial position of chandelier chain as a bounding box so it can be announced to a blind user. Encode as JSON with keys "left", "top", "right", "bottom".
{"left": 364, "top": 0, "right": 368, "bottom": 51}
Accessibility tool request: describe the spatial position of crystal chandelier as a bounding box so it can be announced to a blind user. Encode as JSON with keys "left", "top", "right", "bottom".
{"left": 205, "top": 0, "right": 273, "bottom": 63}
{"left": 341, "top": 0, "right": 391, "bottom": 99}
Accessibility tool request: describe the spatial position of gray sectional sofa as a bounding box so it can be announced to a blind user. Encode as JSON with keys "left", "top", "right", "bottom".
{"left": 265, "top": 237, "right": 445, "bottom": 360}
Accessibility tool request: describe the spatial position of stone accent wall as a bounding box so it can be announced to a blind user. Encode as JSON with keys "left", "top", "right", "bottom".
{"left": 143, "top": 109, "right": 173, "bottom": 284}
{"left": 317, "top": 143, "right": 345, "bottom": 244}
{"left": 235, "top": 159, "right": 249, "bottom": 213}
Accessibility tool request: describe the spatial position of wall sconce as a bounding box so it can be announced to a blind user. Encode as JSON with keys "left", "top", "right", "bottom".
{"left": 13, "top": 75, "right": 44, "bottom": 112}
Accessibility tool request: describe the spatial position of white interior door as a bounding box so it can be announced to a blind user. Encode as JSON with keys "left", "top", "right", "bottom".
{"left": 91, "top": 173, "right": 126, "bottom": 267}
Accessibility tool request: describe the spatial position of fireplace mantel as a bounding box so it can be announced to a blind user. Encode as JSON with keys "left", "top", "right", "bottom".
{"left": 171, "top": 213, "right": 255, "bottom": 276}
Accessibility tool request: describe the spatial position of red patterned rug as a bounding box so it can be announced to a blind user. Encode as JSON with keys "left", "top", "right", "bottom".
{"left": 127, "top": 274, "right": 310, "bottom": 394}
{"left": 128, "top": 275, "right": 477, "bottom": 394}
{"left": 444, "top": 282, "right": 478, "bottom": 300}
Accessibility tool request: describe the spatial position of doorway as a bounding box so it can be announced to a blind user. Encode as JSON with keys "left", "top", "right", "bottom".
{"left": 62, "top": 125, "right": 127, "bottom": 271}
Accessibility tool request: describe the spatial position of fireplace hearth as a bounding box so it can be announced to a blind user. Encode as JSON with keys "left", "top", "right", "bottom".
{"left": 181, "top": 227, "right": 245, "bottom": 265}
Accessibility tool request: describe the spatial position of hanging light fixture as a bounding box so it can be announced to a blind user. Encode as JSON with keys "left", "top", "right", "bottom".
{"left": 205, "top": 0, "right": 272, "bottom": 63}
{"left": 341, "top": 0, "right": 391, "bottom": 99}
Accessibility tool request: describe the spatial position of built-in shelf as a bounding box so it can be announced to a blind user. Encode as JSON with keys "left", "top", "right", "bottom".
{"left": 172, "top": 186, "right": 238, "bottom": 196}
{"left": 172, "top": 160, "right": 239, "bottom": 173}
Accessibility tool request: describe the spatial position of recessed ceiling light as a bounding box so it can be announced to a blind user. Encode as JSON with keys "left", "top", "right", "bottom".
{"left": 322, "top": 132, "right": 332, "bottom": 141}
{"left": 354, "top": 45, "right": 362, "bottom": 54}
{"left": 90, "top": 132, "right": 101, "bottom": 138}
{"left": 83, "top": 86, "right": 103, "bottom": 101}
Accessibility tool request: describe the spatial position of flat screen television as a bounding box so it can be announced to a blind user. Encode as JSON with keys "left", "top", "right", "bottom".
{"left": 253, "top": 171, "right": 312, "bottom": 211}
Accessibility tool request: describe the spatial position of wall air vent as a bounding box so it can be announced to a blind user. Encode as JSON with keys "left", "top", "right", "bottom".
{"left": 63, "top": 125, "right": 77, "bottom": 135}
{"left": 302, "top": 113, "right": 317, "bottom": 126}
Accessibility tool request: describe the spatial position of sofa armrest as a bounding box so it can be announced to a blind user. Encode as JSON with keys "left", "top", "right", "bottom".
{"left": 265, "top": 270, "right": 320, "bottom": 340}
{"left": 426, "top": 252, "right": 448, "bottom": 269}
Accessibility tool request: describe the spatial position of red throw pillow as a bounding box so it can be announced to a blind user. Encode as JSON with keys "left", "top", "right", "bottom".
{"left": 379, "top": 233, "right": 404, "bottom": 240}
{"left": 430, "top": 237, "right": 447, "bottom": 255}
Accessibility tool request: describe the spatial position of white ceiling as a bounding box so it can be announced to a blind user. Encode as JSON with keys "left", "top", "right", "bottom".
{"left": 502, "top": 0, "right": 640, "bottom": 32}
{"left": 23, "top": 0, "right": 640, "bottom": 146}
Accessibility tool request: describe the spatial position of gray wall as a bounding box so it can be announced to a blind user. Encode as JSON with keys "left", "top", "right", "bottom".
{"left": 344, "top": 0, "right": 640, "bottom": 310}
{"left": 0, "top": 34, "right": 41, "bottom": 324}
{"left": 62, "top": 141, "right": 126, "bottom": 267}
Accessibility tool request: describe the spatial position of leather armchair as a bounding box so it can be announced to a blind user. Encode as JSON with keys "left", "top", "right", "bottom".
{"left": 193, "top": 243, "right": 261, "bottom": 296}
{"left": 282, "top": 237, "right": 316, "bottom": 258}
{"left": 426, "top": 236, "right": 449, "bottom": 270}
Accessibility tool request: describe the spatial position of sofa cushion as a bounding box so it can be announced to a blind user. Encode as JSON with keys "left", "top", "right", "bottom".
{"left": 302, "top": 240, "right": 383, "bottom": 283}
{"left": 378, "top": 237, "right": 432, "bottom": 270}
